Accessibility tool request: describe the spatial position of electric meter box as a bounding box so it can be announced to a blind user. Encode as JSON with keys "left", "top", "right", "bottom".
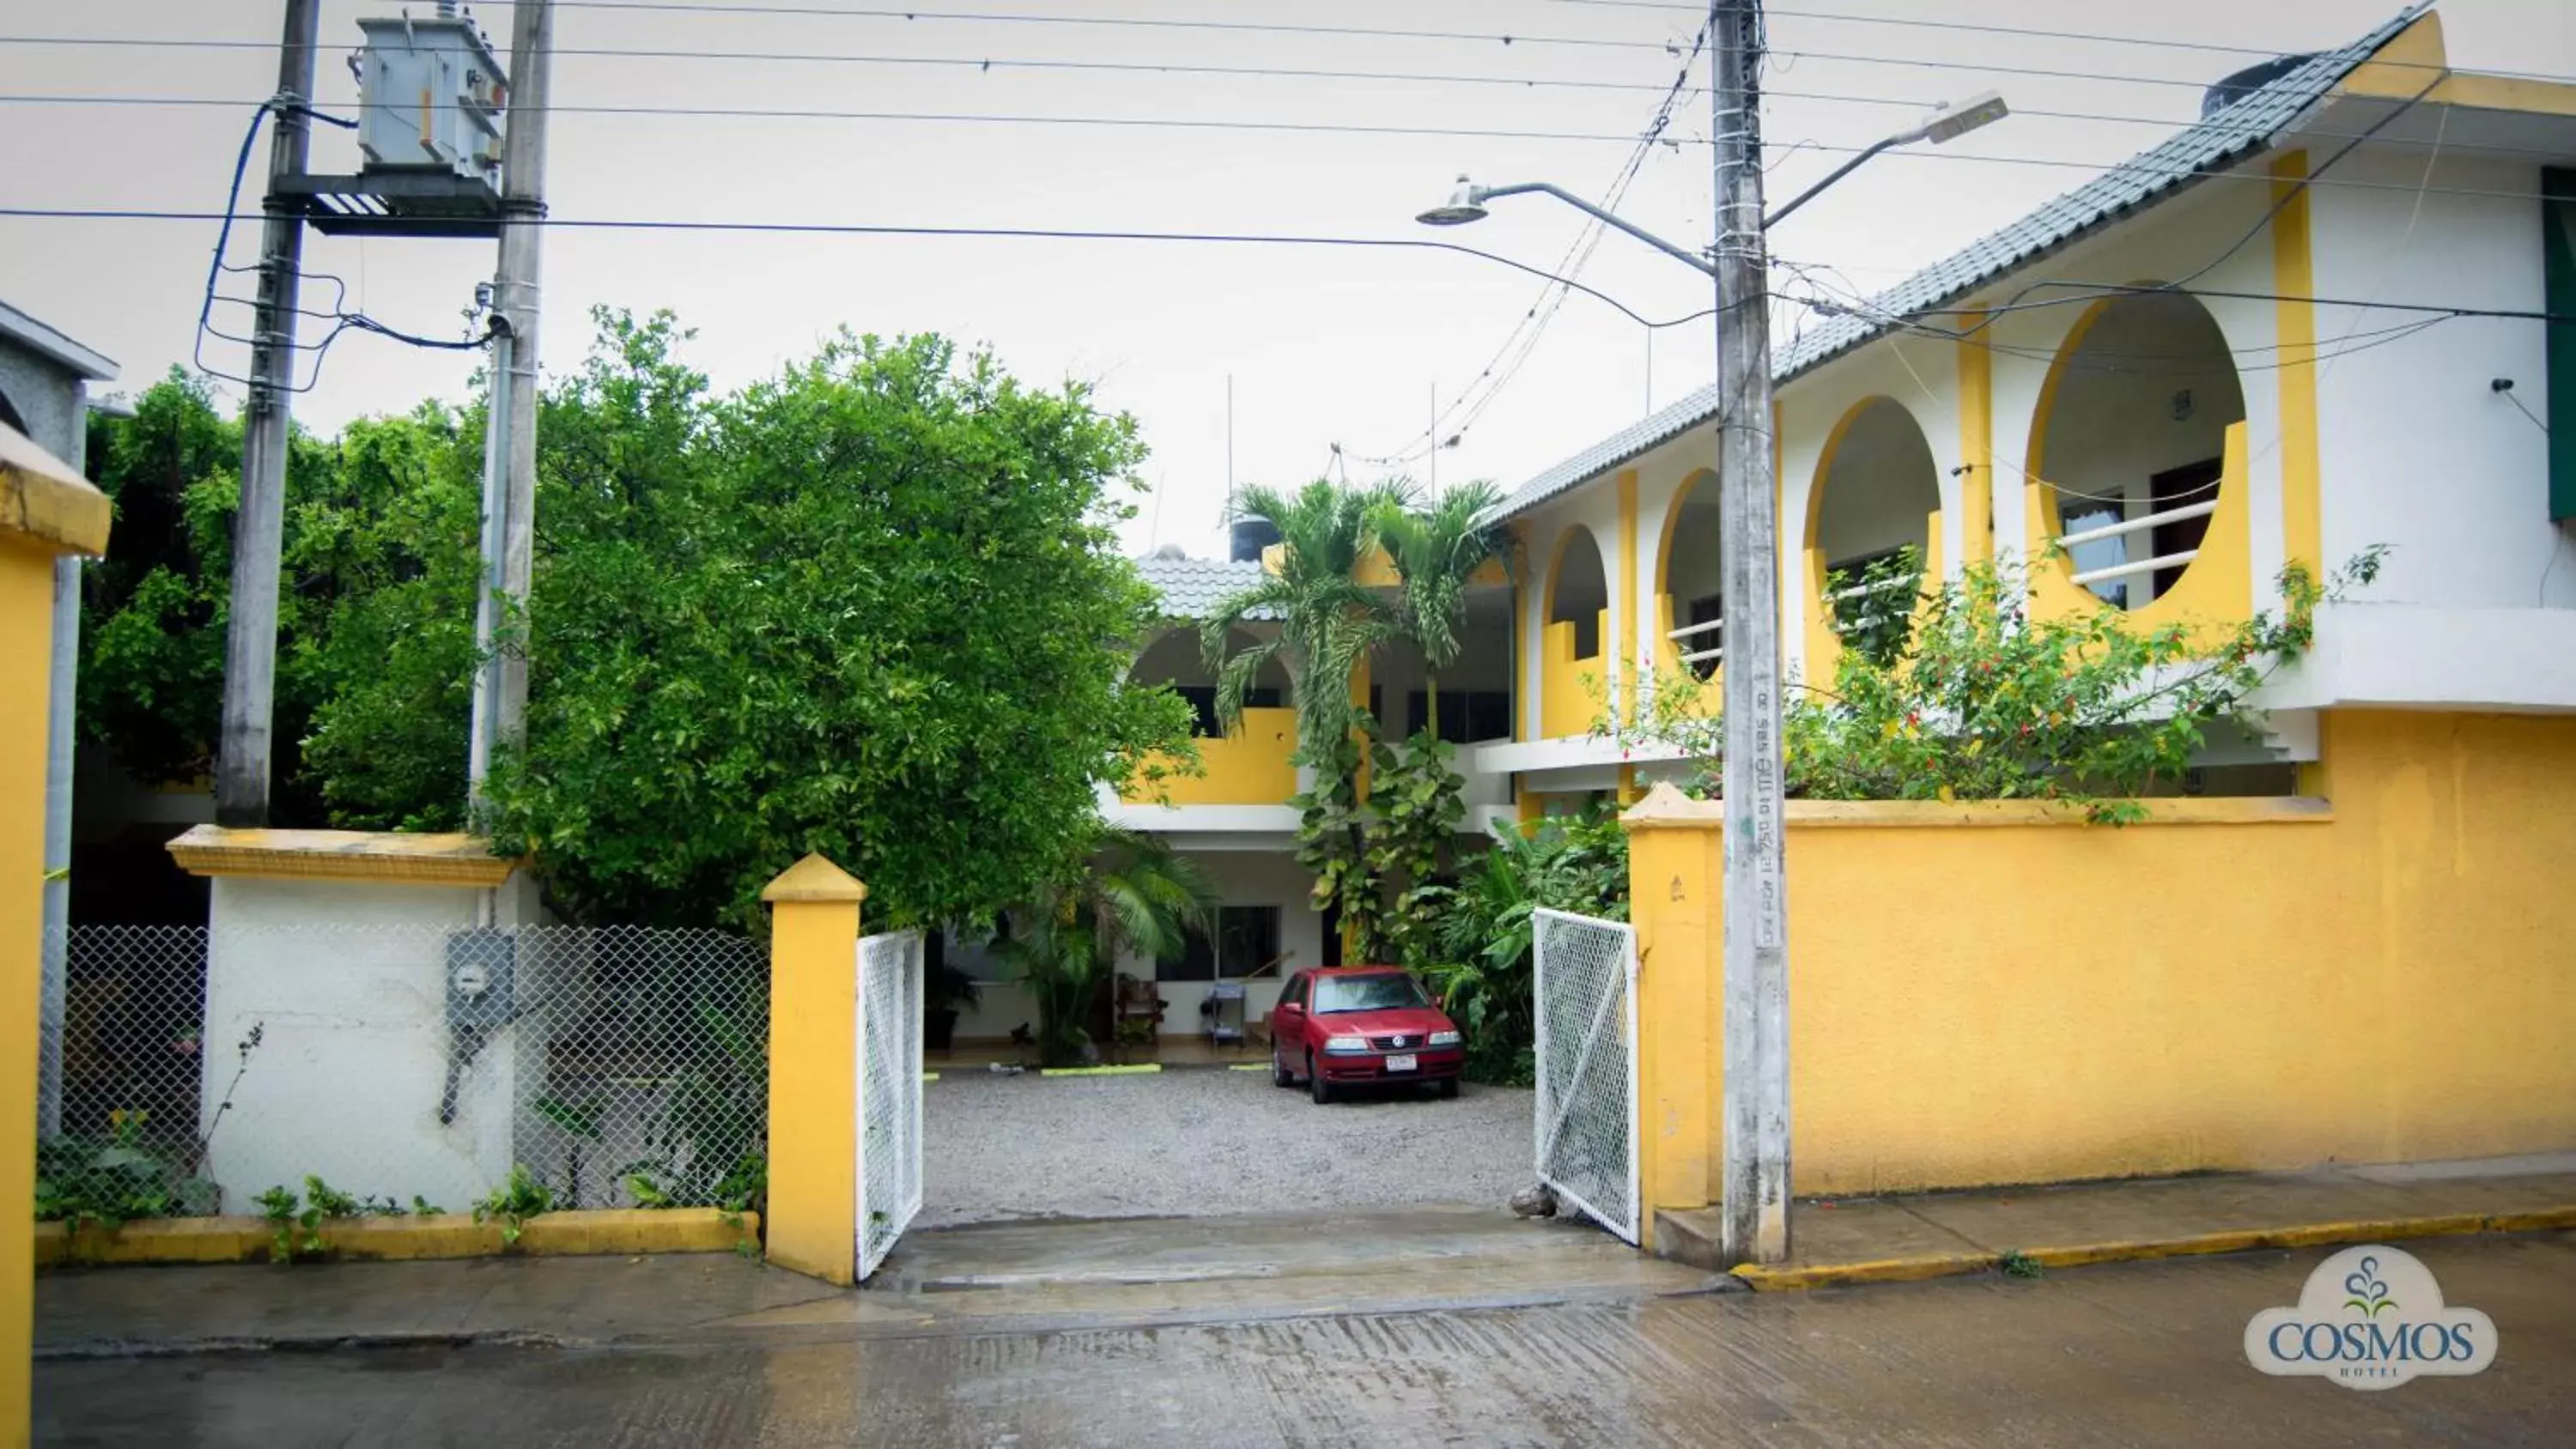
{"left": 354, "top": 12, "right": 507, "bottom": 185}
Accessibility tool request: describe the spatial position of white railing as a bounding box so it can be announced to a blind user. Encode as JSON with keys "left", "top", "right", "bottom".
{"left": 1667, "top": 615, "right": 1723, "bottom": 668}
{"left": 2056, "top": 499, "right": 2215, "bottom": 590}
{"left": 855, "top": 929, "right": 925, "bottom": 1282}
{"left": 1825, "top": 571, "right": 1919, "bottom": 630}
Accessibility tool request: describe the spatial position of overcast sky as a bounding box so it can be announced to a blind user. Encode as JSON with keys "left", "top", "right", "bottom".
{"left": 6, "top": 0, "right": 2570, "bottom": 557}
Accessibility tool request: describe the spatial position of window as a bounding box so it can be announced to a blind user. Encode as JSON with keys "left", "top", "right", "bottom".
{"left": 1157, "top": 905, "right": 1284, "bottom": 982}
{"left": 2059, "top": 499, "right": 2128, "bottom": 607}
{"left": 1313, "top": 972, "right": 1431, "bottom": 1013}
{"left": 1403, "top": 689, "right": 1514, "bottom": 743}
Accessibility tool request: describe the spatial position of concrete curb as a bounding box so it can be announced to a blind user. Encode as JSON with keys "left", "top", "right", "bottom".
{"left": 1037, "top": 1064, "right": 1162, "bottom": 1077}
{"left": 1725, "top": 1204, "right": 2576, "bottom": 1291}
{"left": 34, "top": 1330, "right": 583, "bottom": 1361}
{"left": 37, "top": 1208, "right": 759, "bottom": 1268}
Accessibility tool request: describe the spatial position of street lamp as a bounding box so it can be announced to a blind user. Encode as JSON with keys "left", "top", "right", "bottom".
{"left": 1414, "top": 80, "right": 2005, "bottom": 1268}
{"left": 1418, "top": 90, "right": 2008, "bottom": 250}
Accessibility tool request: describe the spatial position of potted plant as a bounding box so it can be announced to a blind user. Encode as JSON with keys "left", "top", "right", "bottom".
{"left": 925, "top": 961, "right": 982, "bottom": 1051}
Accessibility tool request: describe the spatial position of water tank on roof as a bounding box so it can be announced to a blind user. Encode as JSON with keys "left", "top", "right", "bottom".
{"left": 1229, "top": 518, "right": 1282, "bottom": 563}
{"left": 2202, "top": 53, "right": 2318, "bottom": 118}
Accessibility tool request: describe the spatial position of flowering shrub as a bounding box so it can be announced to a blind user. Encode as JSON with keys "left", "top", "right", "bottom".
{"left": 1622, "top": 547, "right": 2385, "bottom": 820}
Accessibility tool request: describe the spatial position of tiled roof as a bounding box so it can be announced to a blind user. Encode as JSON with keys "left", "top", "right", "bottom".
{"left": 1134, "top": 554, "right": 1277, "bottom": 621}
{"left": 1485, "top": 3, "right": 2427, "bottom": 524}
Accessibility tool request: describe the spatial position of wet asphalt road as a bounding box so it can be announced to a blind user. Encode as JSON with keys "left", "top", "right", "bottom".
{"left": 36, "top": 1234, "right": 2576, "bottom": 1447}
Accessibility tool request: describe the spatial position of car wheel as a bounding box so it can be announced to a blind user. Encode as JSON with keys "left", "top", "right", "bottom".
{"left": 1308, "top": 1054, "right": 1334, "bottom": 1105}
{"left": 1272, "top": 1046, "right": 1295, "bottom": 1088}
{"left": 1437, "top": 1076, "right": 1461, "bottom": 1100}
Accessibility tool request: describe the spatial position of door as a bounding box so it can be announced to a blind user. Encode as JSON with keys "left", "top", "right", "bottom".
{"left": 1272, "top": 973, "right": 1309, "bottom": 1076}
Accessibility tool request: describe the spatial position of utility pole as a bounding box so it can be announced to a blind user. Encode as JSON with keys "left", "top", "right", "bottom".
{"left": 470, "top": 0, "right": 553, "bottom": 817}
{"left": 1710, "top": 0, "right": 1792, "bottom": 1266}
{"left": 214, "top": 0, "right": 321, "bottom": 827}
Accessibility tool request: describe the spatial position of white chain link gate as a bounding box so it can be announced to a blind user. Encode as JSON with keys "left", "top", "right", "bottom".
{"left": 854, "top": 929, "right": 925, "bottom": 1282}
{"left": 1531, "top": 907, "right": 1641, "bottom": 1245}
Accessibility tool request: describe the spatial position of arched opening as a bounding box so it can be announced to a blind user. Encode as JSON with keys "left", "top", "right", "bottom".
{"left": 2033, "top": 291, "right": 2245, "bottom": 610}
{"left": 1133, "top": 627, "right": 1284, "bottom": 737}
{"left": 1546, "top": 525, "right": 1608, "bottom": 660}
{"left": 1657, "top": 473, "right": 1723, "bottom": 680}
{"left": 1812, "top": 397, "right": 1941, "bottom": 658}
{"left": 1540, "top": 524, "right": 1611, "bottom": 739}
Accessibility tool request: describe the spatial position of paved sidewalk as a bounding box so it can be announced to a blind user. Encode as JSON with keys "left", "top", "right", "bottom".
{"left": 1659, "top": 1151, "right": 2576, "bottom": 1288}
{"left": 36, "top": 1205, "right": 1701, "bottom": 1355}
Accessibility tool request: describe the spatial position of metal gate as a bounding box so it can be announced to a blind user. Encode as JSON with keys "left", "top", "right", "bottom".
{"left": 854, "top": 929, "right": 925, "bottom": 1281}
{"left": 1531, "top": 907, "right": 1641, "bottom": 1245}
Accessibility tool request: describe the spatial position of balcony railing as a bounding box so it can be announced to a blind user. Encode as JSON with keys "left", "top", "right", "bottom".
{"left": 2054, "top": 499, "right": 2216, "bottom": 591}
{"left": 1666, "top": 615, "right": 1723, "bottom": 670}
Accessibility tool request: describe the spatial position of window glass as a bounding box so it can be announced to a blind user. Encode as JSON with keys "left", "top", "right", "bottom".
{"left": 1313, "top": 972, "right": 1431, "bottom": 1014}
{"left": 1159, "top": 905, "right": 1284, "bottom": 983}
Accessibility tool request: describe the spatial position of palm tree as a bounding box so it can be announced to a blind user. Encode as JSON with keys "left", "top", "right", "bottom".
{"left": 1201, "top": 478, "right": 1413, "bottom": 760}
{"left": 999, "top": 829, "right": 1215, "bottom": 1067}
{"left": 1374, "top": 480, "right": 1509, "bottom": 742}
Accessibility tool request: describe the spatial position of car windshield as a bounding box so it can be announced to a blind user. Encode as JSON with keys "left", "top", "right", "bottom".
{"left": 1313, "top": 973, "right": 1429, "bottom": 1014}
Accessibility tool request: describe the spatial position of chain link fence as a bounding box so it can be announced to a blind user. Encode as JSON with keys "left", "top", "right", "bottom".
{"left": 41, "top": 922, "right": 767, "bottom": 1222}
{"left": 856, "top": 930, "right": 924, "bottom": 1281}
{"left": 1531, "top": 907, "right": 1640, "bottom": 1244}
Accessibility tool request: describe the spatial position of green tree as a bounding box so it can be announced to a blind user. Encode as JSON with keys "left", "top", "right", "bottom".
{"left": 1200, "top": 478, "right": 1408, "bottom": 957}
{"left": 489, "top": 312, "right": 1196, "bottom": 928}
{"left": 1373, "top": 479, "right": 1507, "bottom": 742}
{"left": 999, "top": 829, "right": 1214, "bottom": 1067}
{"left": 77, "top": 371, "right": 349, "bottom": 816}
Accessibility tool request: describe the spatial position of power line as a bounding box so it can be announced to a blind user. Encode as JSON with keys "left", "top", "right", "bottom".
{"left": 1555, "top": 1, "right": 2576, "bottom": 88}
{"left": 16, "top": 203, "right": 2564, "bottom": 328}
{"left": 15, "top": 85, "right": 2566, "bottom": 166}
{"left": 1360, "top": 17, "right": 1713, "bottom": 470}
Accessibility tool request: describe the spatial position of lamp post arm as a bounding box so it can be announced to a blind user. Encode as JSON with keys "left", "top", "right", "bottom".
{"left": 1476, "top": 181, "right": 1717, "bottom": 278}
{"left": 1761, "top": 134, "right": 1908, "bottom": 230}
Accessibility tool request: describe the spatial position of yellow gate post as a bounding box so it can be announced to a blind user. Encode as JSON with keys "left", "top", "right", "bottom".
{"left": 761, "top": 853, "right": 866, "bottom": 1284}
{"left": 3, "top": 426, "right": 111, "bottom": 1448}
{"left": 1621, "top": 785, "right": 1724, "bottom": 1252}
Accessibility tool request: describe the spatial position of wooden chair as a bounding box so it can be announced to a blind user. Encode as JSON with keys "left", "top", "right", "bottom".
{"left": 1110, "top": 973, "right": 1165, "bottom": 1063}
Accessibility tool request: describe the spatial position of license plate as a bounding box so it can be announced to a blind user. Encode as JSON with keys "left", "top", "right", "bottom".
{"left": 1385, "top": 1053, "right": 1418, "bottom": 1073}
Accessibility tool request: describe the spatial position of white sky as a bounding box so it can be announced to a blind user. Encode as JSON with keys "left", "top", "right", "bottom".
{"left": 5, "top": 0, "right": 2571, "bottom": 557}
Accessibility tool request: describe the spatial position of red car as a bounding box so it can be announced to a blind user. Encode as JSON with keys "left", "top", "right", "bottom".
{"left": 1269, "top": 966, "right": 1465, "bottom": 1103}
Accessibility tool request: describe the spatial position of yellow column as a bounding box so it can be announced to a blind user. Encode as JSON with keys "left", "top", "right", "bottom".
{"left": 1516, "top": 785, "right": 1546, "bottom": 838}
{"left": 761, "top": 853, "right": 866, "bottom": 1285}
{"left": 3, "top": 427, "right": 111, "bottom": 1449}
{"left": 1621, "top": 785, "right": 1724, "bottom": 1248}
{"left": 1955, "top": 310, "right": 1994, "bottom": 565}
{"left": 2271, "top": 150, "right": 2324, "bottom": 578}
{"left": 1616, "top": 469, "right": 1639, "bottom": 724}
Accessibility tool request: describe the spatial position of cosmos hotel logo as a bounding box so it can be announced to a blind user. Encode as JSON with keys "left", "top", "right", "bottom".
{"left": 2245, "top": 1245, "right": 2496, "bottom": 1390}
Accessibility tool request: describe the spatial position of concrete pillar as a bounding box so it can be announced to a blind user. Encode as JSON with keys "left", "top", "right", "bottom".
{"left": 1621, "top": 784, "right": 1724, "bottom": 1252}
{"left": 1, "top": 422, "right": 112, "bottom": 1449}
{"left": 760, "top": 854, "right": 866, "bottom": 1285}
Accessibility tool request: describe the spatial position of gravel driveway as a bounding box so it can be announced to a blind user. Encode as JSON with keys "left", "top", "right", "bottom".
{"left": 918, "top": 1067, "right": 1535, "bottom": 1228}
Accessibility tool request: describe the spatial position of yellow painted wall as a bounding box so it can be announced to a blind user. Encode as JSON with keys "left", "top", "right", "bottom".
{"left": 0, "top": 539, "right": 53, "bottom": 1447}
{"left": 2026, "top": 417, "right": 2255, "bottom": 645}
{"left": 760, "top": 856, "right": 865, "bottom": 1285}
{"left": 1540, "top": 611, "right": 1611, "bottom": 740}
{"left": 1121, "top": 706, "right": 1298, "bottom": 806}
{"left": 1627, "top": 710, "right": 2576, "bottom": 1211}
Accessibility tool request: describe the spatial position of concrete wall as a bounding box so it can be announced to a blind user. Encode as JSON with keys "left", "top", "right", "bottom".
{"left": 197, "top": 876, "right": 532, "bottom": 1211}
{"left": 1625, "top": 709, "right": 2576, "bottom": 1222}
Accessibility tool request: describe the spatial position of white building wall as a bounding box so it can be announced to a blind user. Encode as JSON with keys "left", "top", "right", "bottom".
{"left": 2306, "top": 146, "right": 2565, "bottom": 608}
{"left": 199, "top": 876, "right": 532, "bottom": 1212}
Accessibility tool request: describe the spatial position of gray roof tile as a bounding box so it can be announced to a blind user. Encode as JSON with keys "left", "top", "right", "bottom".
{"left": 1134, "top": 555, "right": 1277, "bottom": 621}
{"left": 1486, "top": 4, "right": 2425, "bottom": 524}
